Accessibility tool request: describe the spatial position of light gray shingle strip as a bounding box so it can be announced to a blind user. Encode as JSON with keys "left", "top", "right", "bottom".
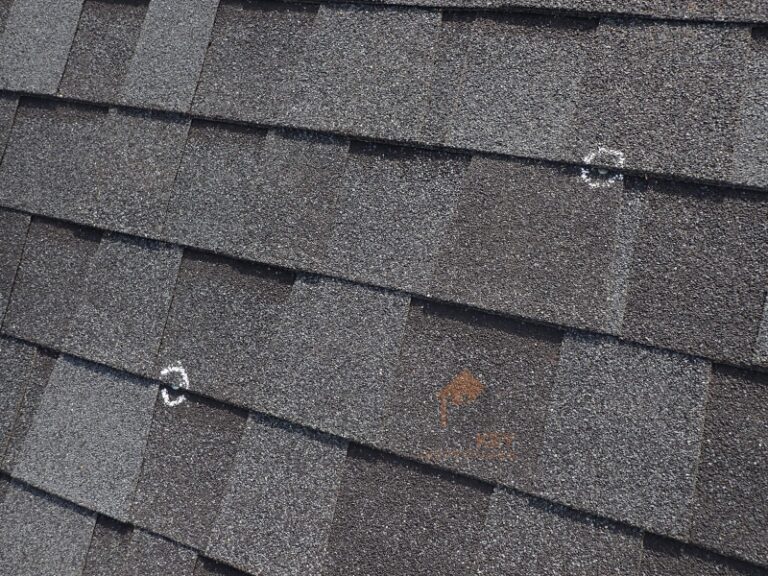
{"left": 621, "top": 180, "right": 768, "bottom": 364}
{"left": 3, "top": 219, "right": 101, "bottom": 349}
{"left": 13, "top": 356, "right": 158, "bottom": 520}
{"left": 63, "top": 233, "right": 182, "bottom": 375}
{"left": 207, "top": 414, "right": 348, "bottom": 576}
{"left": 571, "top": 19, "right": 750, "bottom": 182}
{"left": 691, "top": 366, "right": 768, "bottom": 567}
{"left": 477, "top": 488, "right": 643, "bottom": 576}
{"left": 130, "top": 394, "right": 247, "bottom": 550}
{"left": 731, "top": 32, "right": 768, "bottom": 188}
{"left": 382, "top": 300, "right": 561, "bottom": 488}
{"left": 432, "top": 155, "right": 626, "bottom": 332}
{"left": 537, "top": 333, "right": 711, "bottom": 537}
{"left": 0, "top": 480, "right": 96, "bottom": 576}
{"left": 324, "top": 143, "right": 468, "bottom": 293}
{"left": 58, "top": 0, "right": 148, "bottom": 103}
{"left": 0, "top": 0, "right": 84, "bottom": 94}
{"left": 118, "top": 0, "right": 220, "bottom": 112}
{"left": 285, "top": 3, "right": 440, "bottom": 141}
{"left": 257, "top": 275, "right": 409, "bottom": 444}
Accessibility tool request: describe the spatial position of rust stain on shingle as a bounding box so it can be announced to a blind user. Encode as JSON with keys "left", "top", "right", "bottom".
{"left": 436, "top": 369, "right": 485, "bottom": 429}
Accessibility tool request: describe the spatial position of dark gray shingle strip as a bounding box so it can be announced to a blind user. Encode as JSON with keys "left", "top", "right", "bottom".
{"left": 3, "top": 218, "right": 102, "bottom": 349}
{"left": 82, "top": 516, "right": 134, "bottom": 576}
{"left": 691, "top": 366, "right": 768, "bottom": 567}
{"left": 0, "top": 0, "right": 84, "bottom": 94}
{"left": 58, "top": 0, "right": 149, "bottom": 103}
{"left": 640, "top": 534, "right": 768, "bottom": 576}
{"left": 118, "top": 0, "right": 219, "bottom": 112}
{"left": 207, "top": 414, "right": 347, "bottom": 576}
{"left": 324, "top": 143, "right": 469, "bottom": 293}
{"left": 122, "top": 529, "right": 198, "bottom": 576}
{"left": 478, "top": 488, "right": 643, "bottom": 576}
{"left": 195, "top": 557, "right": 250, "bottom": 576}
{"left": 537, "top": 333, "right": 710, "bottom": 537}
{"left": 382, "top": 300, "right": 561, "bottom": 488}
{"left": 0, "top": 93, "right": 18, "bottom": 157}
{"left": 130, "top": 394, "right": 247, "bottom": 550}
{"left": 324, "top": 444, "right": 491, "bottom": 576}
{"left": 621, "top": 180, "right": 768, "bottom": 365}
{"left": 0, "top": 337, "right": 54, "bottom": 471}
{"left": 13, "top": 356, "right": 158, "bottom": 520}
{"left": 0, "top": 207, "right": 28, "bottom": 324}
{"left": 63, "top": 233, "right": 182, "bottom": 375}
{"left": 0, "top": 480, "right": 95, "bottom": 576}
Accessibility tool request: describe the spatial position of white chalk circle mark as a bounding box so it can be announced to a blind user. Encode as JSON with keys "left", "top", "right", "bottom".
{"left": 160, "top": 362, "right": 189, "bottom": 407}
{"left": 580, "top": 146, "right": 626, "bottom": 188}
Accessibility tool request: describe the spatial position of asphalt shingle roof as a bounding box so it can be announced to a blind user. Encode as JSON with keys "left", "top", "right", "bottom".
{"left": 0, "top": 0, "right": 767, "bottom": 573}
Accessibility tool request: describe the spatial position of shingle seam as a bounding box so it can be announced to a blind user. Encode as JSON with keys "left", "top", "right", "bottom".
{"left": 0, "top": 210, "right": 30, "bottom": 332}
{"left": 4, "top": 85, "right": 767, "bottom": 195}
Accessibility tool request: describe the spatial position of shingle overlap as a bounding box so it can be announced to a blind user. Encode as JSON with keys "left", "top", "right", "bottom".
{"left": 0, "top": 208, "right": 28, "bottom": 323}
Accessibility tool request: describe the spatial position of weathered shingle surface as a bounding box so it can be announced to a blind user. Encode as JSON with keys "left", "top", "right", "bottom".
{"left": 0, "top": 0, "right": 767, "bottom": 573}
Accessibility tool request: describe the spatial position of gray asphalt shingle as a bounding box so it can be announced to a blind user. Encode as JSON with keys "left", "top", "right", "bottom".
{"left": 621, "top": 180, "right": 768, "bottom": 364}
{"left": 286, "top": 3, "right": 440, "bottom": 141}
{"left": 13, "top": 356, "right": 158, "bottom": 520}
{"left": 257, "top": 276, "right": 409, "bottom": 443}
{"left": 324, "top": 445, "right": 491, "bottom": 576}
{"left": 640, "top": 535, "right": 767, "bottom": 576}
{"left": 537, "top": 333, "right": 710, "bottom": 537}
{"left": 58, "top": 0, "right": 148, "bottom": 103}
{"left": 0, "top": 337, "right": 54, "bottom": 471}
{"left": 165, "top": 124, "right": 346, "bottom": 269}
{"left": 383, "top": 300, "right": 561, "bottom": 487}
{"left": 130, "top": 394, "right": 247, "bottom": 550}
{"left": 156, "top": 250, "right": 294, "bottom": 406}
{"left": 3, "top": 219, "right": 101, "bottom": 349}
{"left": 63, "top": 234, "right": 181, "bottom": 374}
{"left": 195, "top": 557, "right": 249, "bottom": 576}
{"left": 477, "top": 488, "right": 642, "bottom": 576}
{"left": 325, "top": 143, "right": 468, "bottom": 292}
{"left": 207, "top": 414, "right": 347, "bottom": 576}
{"left": 0, "top": 0, "right": 84, "bottom": 93}
{"left": 122, "top": 529, "right": 198, "bottom": 576}
{"left": 0, "top": 92, "right": 18, "bottom": 155}
{"left": 0, "top": 480, "right": 95, "bottom": 576}
{"left": 118, "top": 0, "right": 219, "bottom": 112}
{"left": 571, "top": 19, "right": 750, "bottom": 181}
{"left": 0, "top": 208, "right": 28, "bottom": 324}
{"left": 691, "top": 366, "right": 768, "bottom": 566}
{"left": 81, "top": 516, "right": 134, "bottom": 576}
{"left": 432, "top": 156, "right": 627, "bottom": 331}
{"left": 193, "top": 0, "right": 318, "bottom": 124}
{"left": 437, "top": 13, "right": 596, "bottom": 159}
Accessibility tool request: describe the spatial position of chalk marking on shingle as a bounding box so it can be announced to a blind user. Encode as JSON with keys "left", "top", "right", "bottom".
{"left": 160, "top": 362, "right": 189, "bottom": 407}
{"left": 604, "top": 183, "right": 644, "bottom": 335}
{"left": 580, "top": 146, "right": 625, "bottom": 188}
{"left": 755, "top": 293, "right": 768, "bottom": 363}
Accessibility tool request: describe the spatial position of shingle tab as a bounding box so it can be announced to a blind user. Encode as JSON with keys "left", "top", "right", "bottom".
{"left": 130, "top": 394, "right": 247, "bottom": 549}
{"left": 192, "top": 0, "right": 318, "bottom": 124}
{"left": 439, "top": 13, "right": 596, "bottom": 159}
{"left": 0, "top": 100, "right": 107, "bottom": 224}
{"left": 432, "top": 156, "right": 627, "bottom": 331}
{"left": 0, "top": 481, "right": 95, "bottom": 576}
{"left": 0, "top": 0, "right": 84, "bottom": 93}
{"left": 14, "top": 356, "right": 158, "bottom": 519}
{"left": 156, "top": 251, "right": 294, "bottom": 406}
{"left": 122, "top": 530, "right": 198, "bottom": 576}
{"left": 477, "top": 489, "right": 642, "bottom": 576}
{"left": 208, "top": 414, "right": 347, "bottom": 576}
{"left": 258, "top": 276, "right": 409, "bottom": 443}
{"left": 63, "top": 234, "right": 182, "bottom": 374}
{"left": 732, "top": 32, "right": 768, "bottom": 188}
{"left": 325, "top": 144, "right": 467, "bottom": 292}
{"left": 0, "top": 93, "right": 18, "bottom": 155}
{"left": 537, "top": 333, "right": 710, "bottom": 537}
{"left": 324, "top": 445, "right": 491, "bottom": 576}
{"left": 165, "top": 124, "right": 346, "bottom": 269}
{"left": 0, "top": 208, "right": 28, "bottom": 323}
{"left": 119, "top": 0, "right": 219, "bottom": 112}
{"left": 82, "top": 516, "right": 134, "bottom": 576}
{"left": 3, "top": 219, "right": 101, "bottom": 349}
{"left": 640, "top": 535, "right": 767, "bottom": 576}
{"left": 0, "top": 337, "right": 54, "bottom": 471}
{"left": 571, "top": 19, "right": 750, "bottom": 182}
{"left": 691, "top": 366, "right": 768, "bottom": 566}
{"left": 58, "top": 0, "right": 148, "bottom": 103}
{"left": 286, "top": 4, "right": 440, "bottom": 141}
{"left": 621, "top": 180, "right": 768, "bottom": 363}
{"left": 383, "top": 300, "right": 561, "bottom": 487}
